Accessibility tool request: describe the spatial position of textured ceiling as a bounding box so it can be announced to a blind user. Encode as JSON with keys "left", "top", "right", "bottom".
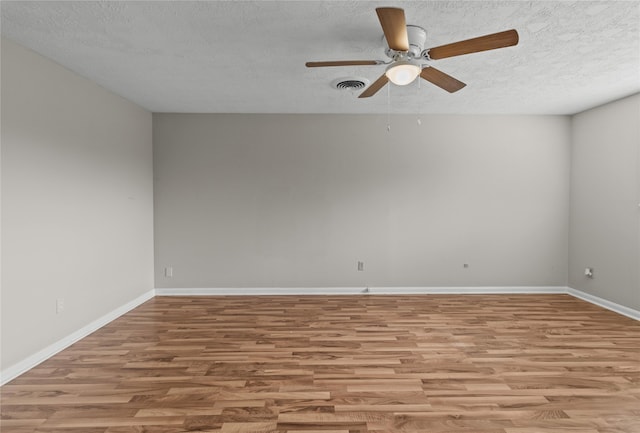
{"left": 1, "top": 1, "right": 639, "bottom": 114}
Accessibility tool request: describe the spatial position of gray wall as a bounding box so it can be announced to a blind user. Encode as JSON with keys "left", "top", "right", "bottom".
{"left": 569, "top": 93, "right": 640, "bottom": 310}
{"left": 154, "top": 113, "right": 571, "bottom": 289}
{"left": 1, "top": 38, "right": 154, "bottom": 370}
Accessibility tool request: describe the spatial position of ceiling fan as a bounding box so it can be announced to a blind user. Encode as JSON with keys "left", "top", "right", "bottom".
{"left": 306, "top": 7, "right": 519, "bottom": 98}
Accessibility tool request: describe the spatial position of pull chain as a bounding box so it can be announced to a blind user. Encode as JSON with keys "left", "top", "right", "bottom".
{"left": 387, "top": 83, "right": 391, "bottom": 132}
{"left": 417, "top": 75, "right": 422, "bottom": 125}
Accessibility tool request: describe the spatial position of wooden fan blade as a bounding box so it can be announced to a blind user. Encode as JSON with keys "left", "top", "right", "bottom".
{"left": 420, "top": 67, "right": 466, "bottom": 93}
{"left": 358, "top": 74, "right": 389, "bottom": 98}
{"left": 306, "top": 60, "right": 382, "bottom": 67}
{"left": 427, "top": 29, "right": 519, "bottom": 60}
{"left": 376, "top": 7, "right": 409, "bottom": 52}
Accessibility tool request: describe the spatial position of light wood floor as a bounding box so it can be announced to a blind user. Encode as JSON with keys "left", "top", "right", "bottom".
{"left": 1, "top": 294, "right": 639, "bottom": 433}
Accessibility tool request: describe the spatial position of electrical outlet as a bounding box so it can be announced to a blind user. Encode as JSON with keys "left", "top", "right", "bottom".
{"left": 56, "top": 298, "right": 64, "bottom": 314}
{"left": 165, "top": 267, "right": 173, "bottom": 278}
{"left": 585, "top": 267, "right": 594, "bottom": 278}
{"left": 357, "top": 261, "right": 364, "bottom": 271}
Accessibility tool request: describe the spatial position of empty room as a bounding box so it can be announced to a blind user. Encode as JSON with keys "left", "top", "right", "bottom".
{"left": 1, "top": 1, "right": 639, "bottom": 432}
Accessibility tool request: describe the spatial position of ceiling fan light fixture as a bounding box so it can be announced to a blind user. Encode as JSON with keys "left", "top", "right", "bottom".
{"left": 385, "top": 60, "right": 421, "bottom": 86}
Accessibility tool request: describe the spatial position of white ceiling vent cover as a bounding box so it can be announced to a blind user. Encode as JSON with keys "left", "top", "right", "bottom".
{"left": 331, "top": 77, "right": 370, "bottom": 91}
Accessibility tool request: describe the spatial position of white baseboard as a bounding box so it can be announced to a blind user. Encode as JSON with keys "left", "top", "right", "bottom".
{"left": 155, "top": 287, "right": 365, "bottom": 296}
{"left": 155, "top": 286, "right": 567, "bottom": 296}
{"left": 567, "top": 287, "right": 640, "bottom": 321}
{"left": 0, "top": 289, "right": 155, "bottom": 386}
{"left": 368, "top": 286, "right": 567, "bottom": 295}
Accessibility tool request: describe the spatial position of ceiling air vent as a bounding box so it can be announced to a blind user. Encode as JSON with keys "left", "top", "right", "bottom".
{"left": 331, "top": 77, "right": 370, "bottom": 91}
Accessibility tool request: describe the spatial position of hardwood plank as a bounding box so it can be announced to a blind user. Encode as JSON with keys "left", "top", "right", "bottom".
{"left": 1, "top": 294, "right": 638, "bottom": 433}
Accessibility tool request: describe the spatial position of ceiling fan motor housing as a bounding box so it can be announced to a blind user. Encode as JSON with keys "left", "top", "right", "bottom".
{"left": 385, "top": 25, "right": 427, "bottom": 60}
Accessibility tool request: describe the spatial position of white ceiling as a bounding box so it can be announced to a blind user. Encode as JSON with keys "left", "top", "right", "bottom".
{"left": 1, "top": 1, "right": 639, "bottom": 114}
